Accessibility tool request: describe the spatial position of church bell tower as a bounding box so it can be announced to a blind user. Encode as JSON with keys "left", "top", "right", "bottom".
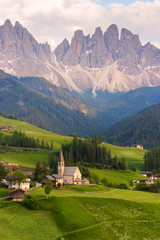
{"left": 58, "top": 150, "right": 65, "bottom": 176}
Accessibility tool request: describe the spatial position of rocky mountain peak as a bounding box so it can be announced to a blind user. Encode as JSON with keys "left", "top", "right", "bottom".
{"left": 104, "top": 24, "right": 119, "bottom": 62}
{"left": 54, "top": 38, "right": 69, "bottom": 62}
{"left": 117, "top": 28, "right": 142, "bottom": 72}
{"left": 62, "top": 29, "right": 85, "bottom": 66}
{"left": 1, "top": 19, "right": 160, "bottom": 94}
{"left": 4, "top": 19, "right": 13, "bottom": 28}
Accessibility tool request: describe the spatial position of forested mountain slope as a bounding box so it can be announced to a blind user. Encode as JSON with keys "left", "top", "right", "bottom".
{"left": 103, "top": 104, "right": 160, "bottom": 149}
{"left": 0, "top": 71, "right": 103, "bottom": 136}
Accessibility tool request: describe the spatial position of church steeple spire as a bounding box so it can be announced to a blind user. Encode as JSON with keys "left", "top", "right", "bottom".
{"left": 58, "top": 149, "right": 65, "bottom": 176}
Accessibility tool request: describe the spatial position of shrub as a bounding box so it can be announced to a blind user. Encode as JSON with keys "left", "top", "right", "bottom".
{"left": 135, "top": 183, "right": 151, "bottom": 192}
{"left": 57, "top": 183, "right": 61, "bottom": 188}
{"left": 0, "top": 182, "right": 7, "bottom": 188}
{"left": 116, "top": 183, "right": 128, "bottom": 189}
{"left": 101, "top": 178, "right": 108, "bottom": 187}
{"left": 22, "top": 196, "right": 39, "bottom": 210}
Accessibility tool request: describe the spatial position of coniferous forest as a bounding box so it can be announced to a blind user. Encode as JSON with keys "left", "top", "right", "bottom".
{"left": 62, "top": 133, "right": 126, "bottom": 170}
{"left": 144, "top": 148, "right": 160, "bottom": 173}
{"left": 0, "top": 131, "right": 52, "bottom": 150}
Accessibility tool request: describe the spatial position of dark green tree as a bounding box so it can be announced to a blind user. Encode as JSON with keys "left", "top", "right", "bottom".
{"left": 12, "top": 170, "right": 27, "bottom": 188}
{"left": 45, "top": 179, "right": 52, "bottom": 199}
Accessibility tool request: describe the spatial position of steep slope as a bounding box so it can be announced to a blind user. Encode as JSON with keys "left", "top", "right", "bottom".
{"left": 0, "top": 71, "right": 103, "bottom": 136}
{"left": 55, "top": 25, "right": 160, "bottom": 93}
{"left": 103, "top": 104, "right": 160, "bottom": 149}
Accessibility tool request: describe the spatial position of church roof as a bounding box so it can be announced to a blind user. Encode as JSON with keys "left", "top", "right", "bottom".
{"left": 58, "top": 150, "right": 64, "bottom": 163}
{"left": 46, "top": 175, "right": 55, "bottom": 181}
{"left": 82, "top": 178, "right": 89, "bottom": 182}
{"left": 52, "top": 174, "right": 64, "bottom": 179}
{"left": 64, "top": 166, "right": 78, "bottom": 176}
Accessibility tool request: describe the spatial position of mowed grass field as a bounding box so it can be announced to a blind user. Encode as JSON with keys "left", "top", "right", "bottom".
{"left": 101, "top": 142, "right": 147, "bottom": 171}
{"left": 1, "top": 188, "right": 160, "bottom": 240}
{"left": 0, "top": 116, "right": 72, "bottom": 149}
{"left": 90, "top": 169, "right": 147, "bottom": 186}
{"left": 0, "top": 151, "right": 49, "bottom": 169}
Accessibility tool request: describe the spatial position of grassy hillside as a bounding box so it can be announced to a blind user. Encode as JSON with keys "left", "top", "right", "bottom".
{"left": 0, "top": 116, "right": 72, "bottom": 149}
{"left": 101, "top": 142, "right": 146, "bottom": 171}
{"left": 1, "top": 188, "right": 160, "bottom": 239}
{"left": 90, "top": 169, "right": 147, "bottom": 186}
{"left": 0, "top": 151, "right": 49, "bottom": 169}
{"left": 0, "top": 116, "right": 146, "bottom": 171}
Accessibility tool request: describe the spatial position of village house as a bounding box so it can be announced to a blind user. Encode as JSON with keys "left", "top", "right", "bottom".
{"left": 133, "top": 179, "right": 154, "bottom": 185}
{"left": 139, "top": 171, "right": 153, "bottom": 178}
{"left": 9, "top": 189, "right": 25, "bottom": 201}
{"left": 5, "top": 175, "right": 31, "bottom": 191}
{"left": 0, "top": 125, "right": 12, "bottom": 132}
{"left": 42, "top": 174, "right": 64, "bottom": 188}
{"left": 127, "top": 144, "right": 143, "bottom": 149}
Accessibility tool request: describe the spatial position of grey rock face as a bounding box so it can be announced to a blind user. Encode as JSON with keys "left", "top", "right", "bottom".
{"left": 104, "top": 24, "right": 119, "bottom": 62}
{"left": 54, "top": 38, "right": 69, "bottom": 62}
{"left": 1, "top": 19, "right": 160, "bottom": 94}
{"left": 117, "top": 28, "right": 142, "bottom": 74}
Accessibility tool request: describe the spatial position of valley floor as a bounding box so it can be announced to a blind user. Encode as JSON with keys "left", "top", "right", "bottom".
{"left": 1, "top": 188, "right": 160, "bottom": 240}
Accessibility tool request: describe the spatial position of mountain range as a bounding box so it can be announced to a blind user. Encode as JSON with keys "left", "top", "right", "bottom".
{"left": 1, "top": 19, "right": 160, "bottom": 143}
{"left": 1, "top": 19, "right": 160, "bottom": 94}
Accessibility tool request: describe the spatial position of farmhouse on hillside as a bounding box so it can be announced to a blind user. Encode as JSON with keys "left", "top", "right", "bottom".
{"left": 9, "top": 189, "right": 25, "bottom": 201}
{"left": 5, "top": 175, "right": 31, "bottom": 190}
{"left": 43, "top": 150, "right": 88, "bottom": 186}
{"left": 0, "top": 125, "right": 12, "bottom": 132}
{"left": 127, "top": 144, "right": 143, "bottom": 149}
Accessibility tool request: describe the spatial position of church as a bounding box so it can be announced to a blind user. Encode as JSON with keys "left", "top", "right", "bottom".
{"left": 58, "top": 150, "right": 82, "bottom": 185}
{"left": 43, "top": 150, "right": 87, "bottom": 187}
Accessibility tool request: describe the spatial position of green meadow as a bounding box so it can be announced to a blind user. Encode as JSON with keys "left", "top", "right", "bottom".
{"left": 64, "top": 184, "right": 109, "bottom": 192}
{"left": 0, "top": 151, "right": 49, "bottom": 169}
{"left": 0, "top": 189, "right": 10, "bottom": 198}
{"left": 101, "top": 142, "right": 147, "bottom": 171}
{"left": 1, "top": 188, "right": 160, "bottom": 240}
{"left": 0, "top": 116, "right": 72, "bottom": 149}
{"left": 90, "top": 169, "right": 147, "bottom": 186}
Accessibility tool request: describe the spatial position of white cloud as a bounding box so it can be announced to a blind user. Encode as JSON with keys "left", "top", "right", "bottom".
{"left": 0, "top": 0, "right": 160, "bottom": 49}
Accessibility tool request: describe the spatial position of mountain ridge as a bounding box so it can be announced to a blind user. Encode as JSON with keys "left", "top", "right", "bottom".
{"left": 0, "top": 19, "right": 160, "bottom": 93}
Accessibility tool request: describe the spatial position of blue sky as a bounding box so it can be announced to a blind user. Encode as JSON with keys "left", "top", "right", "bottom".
{"left": 99, "top": 0, "right": 154, "bottom": 5}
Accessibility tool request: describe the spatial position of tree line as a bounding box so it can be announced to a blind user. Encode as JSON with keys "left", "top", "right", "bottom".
{"left": 0, "top": 131, "right": 53, "bottom": 150}
{"left": 61, "top": 133, "right": 126, "bottom": 170}
{"left": 144, "top": 148, "right": 160, "bottom": 173}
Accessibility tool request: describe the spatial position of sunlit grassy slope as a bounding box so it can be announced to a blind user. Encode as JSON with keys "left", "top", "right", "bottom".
{"left": 0, "top": 151, "right": 49, "bottom": 169}
{"left": 0, "top": 116, "right": 146, "bottom": 171}
{"left": 0, "top": 116, "right": 72, "bottom": 149}
{"left": 101, "top": 142, "right": 147, "bottom": 171}
{"left": 90, "top": 169, "right": 147, "bottom": 186}
{"left": 2, "top": 187, "right": 160, "bottom": 240}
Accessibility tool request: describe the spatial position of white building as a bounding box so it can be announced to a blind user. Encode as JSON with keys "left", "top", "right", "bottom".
{"left": 5, "top": 175, "right": 30, "bottom": 191}
{"left": 58, "top": 150, "right": 82, "bottom": 185}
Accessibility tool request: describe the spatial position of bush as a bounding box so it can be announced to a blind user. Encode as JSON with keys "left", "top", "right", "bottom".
{"left": 101, "top": 178, "right": 108, "bottom": 187}
{"left": 57, "top": 183, "right": 61, "bottom": 188}
{"left": 116, "top": 183, "right": 128, "bottom": 189}
{"left": 0, "top": 182, "right": 7, "bottom": 188}
{"left": 22, "top": 196, "right": 39, "bottom": 210}
{"left": 30, "top": 181, "right": 36, "bottom": 188}
{"left": 135, "top": 183, "right": 151, "bottom": 192}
